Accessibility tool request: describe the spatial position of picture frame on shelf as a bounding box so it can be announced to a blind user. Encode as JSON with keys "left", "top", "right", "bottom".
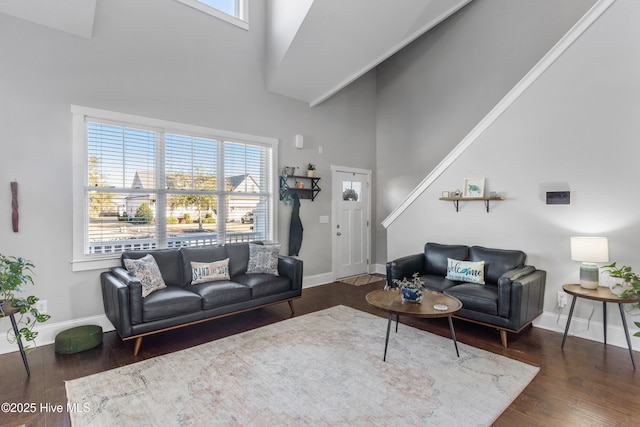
{"left": 441, "top": 191, "right": 449, "bottom": 198}
{"left": 463, "top": 178, "right": 485, "bottom": 198}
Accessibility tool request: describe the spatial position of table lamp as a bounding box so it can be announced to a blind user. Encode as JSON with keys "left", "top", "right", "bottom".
{"left": 570, "top": 236, "right": 609, "bottom": 289}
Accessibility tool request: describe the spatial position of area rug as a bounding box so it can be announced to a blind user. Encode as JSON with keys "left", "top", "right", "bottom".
{"left": 65, "top": 306, "right": 538, "bottom": 426}
{"left": 338, "top": 273, "right": 385, "bottom": 286}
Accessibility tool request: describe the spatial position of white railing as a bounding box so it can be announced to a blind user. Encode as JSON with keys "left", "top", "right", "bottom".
{"left": 89, "top": 232, "right": 260, "bottom": 254}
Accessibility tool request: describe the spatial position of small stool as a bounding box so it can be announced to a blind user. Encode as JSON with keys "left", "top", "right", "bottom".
{"left": 55, "top": 325, "right": 103, "bottom": 354}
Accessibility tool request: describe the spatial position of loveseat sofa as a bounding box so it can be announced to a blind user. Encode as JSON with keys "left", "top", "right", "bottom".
{"left": 101, "top": 242, "right": 303, "bottom": 355}
{"left": 386, "top": 243, "right": 546, "bottom": 347}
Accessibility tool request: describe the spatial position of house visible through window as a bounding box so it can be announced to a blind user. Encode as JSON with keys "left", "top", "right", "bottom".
{"left": 72, "top": 106, "right": 276, "bottom": 270}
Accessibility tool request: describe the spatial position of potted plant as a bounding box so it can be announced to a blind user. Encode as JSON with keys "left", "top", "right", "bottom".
{"left": 385, "top": 272, "right": 426, "bottom": 303}
{"left": 306, "top": 163, "right": 316, "bottom": 177}
{"left": 0, "top": 254, "right": 51, "bottom": 353}
{"left": 601, "top": 262, "right": 640, "bottom": 338}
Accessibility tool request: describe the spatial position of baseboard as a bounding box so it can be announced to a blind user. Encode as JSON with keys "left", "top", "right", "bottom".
{"left": 534, "top": 310, "right": 639, "bottom": 352}
{"left": 370, "top": 263, "right": 386, "bottom": 275}
{"left": 0, "top": 314, "right": 115, "bottom": 355}
{"left": 302, "top": 272, "right": 334, "bottom": 288}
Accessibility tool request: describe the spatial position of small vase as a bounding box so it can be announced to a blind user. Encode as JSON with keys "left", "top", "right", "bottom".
{"left": 400, "top": 287, "right": 423, "bottom": 303}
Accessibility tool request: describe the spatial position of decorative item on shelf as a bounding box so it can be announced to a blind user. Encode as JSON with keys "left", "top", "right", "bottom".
{"left": 570, "top": 236, "right": 609, "bottom": 289}
{"left": 296, "top": 181, "right": 305, "bottom": 189}
{"left": 441, "top": 191, "right": 449, "bottom": 198}
{"left": 463, "top": 177, "right": 485, "bottom": 198}
{"left": 306, "top": 163, "right": 316, "bottom": 177}
{"left": 0, "top": 254, "right": 51, "bottom": 354}
{"left": 281, "top": 166, "right": 297, "bottom": 176}
{"left": 453, "top": 189, "right": 462, "bottom": 198}
{"left": 385, "top": 273, "right": 426, "bottom": 303}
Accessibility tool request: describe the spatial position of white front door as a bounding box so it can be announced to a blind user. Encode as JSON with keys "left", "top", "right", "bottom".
{"left": 333, "top": 167, "right": 371, "bottom": 279}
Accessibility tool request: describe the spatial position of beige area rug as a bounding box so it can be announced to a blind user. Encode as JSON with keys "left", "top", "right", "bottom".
{"left": 338, "top": 273, "right": 385, "bottom": 286}
{"left": 65, "top": 306, "right": 538, "bottom": 426}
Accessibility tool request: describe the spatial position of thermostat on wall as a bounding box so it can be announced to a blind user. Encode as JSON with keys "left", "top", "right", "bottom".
{"left": 546, "top": 191, "right": 570, "bottom": 205}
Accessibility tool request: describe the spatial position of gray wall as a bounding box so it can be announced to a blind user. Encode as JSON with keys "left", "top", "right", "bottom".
{"left": 382, "top": 0, "right": 640, "bottom": 347}
{"left": 0, "top": 0, "right": 376, "bottom": 334}
{"left": 375, "top": 0, "right": 597, "bottom": 264}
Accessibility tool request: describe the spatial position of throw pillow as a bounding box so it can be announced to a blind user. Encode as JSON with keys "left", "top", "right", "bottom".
{"left": 191, "top": 258, "right": 230, "bottom": 285}
{"left": 247, "top": 244, "right": 280, "bottom": 275}
{"left": 124, "top": 254, "right": 167, "bottom": 298}
{"left": 446, "top": 258, "right": 485, "bottom": 284}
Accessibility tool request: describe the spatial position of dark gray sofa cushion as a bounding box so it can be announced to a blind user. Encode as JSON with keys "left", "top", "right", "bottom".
{"left": 122, "top": 249, "right": 183, "bottom": 287}
{"left": 225, "top": 243, "right": 251, "bottom": 277}
{"left": 180, "top": 245, "right": 229, "bottom": 285}
{"left": 142, "top": 286, "right": 202, "bottom": 322}
{"left": 419, "top": 274, "right": 461, "bottom": 292}
{"left": 233, "top": 274, "right": 292, "bottom": 298}
{"left": 444, "top": 283, "right": 499, "bottom": 316}
{"left": 190, "top": 281, "right": 252, "bottom": 309}
{"left": 425, "top": 243, "right": 469, "bottom": 276}
{"left": 469, "top": 246, "right": 526, "bottom": 284}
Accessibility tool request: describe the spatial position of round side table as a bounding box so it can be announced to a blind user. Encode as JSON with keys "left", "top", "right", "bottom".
{"left": 561, "top": 283, "right": 639, "bottom": 369}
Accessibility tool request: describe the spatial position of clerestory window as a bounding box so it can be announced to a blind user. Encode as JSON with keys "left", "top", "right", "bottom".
{"left": 71, "top": 105, "right": 277, "bottom": 271}
{"left": 175, "top": 0, "right": 248, "bottom": 30}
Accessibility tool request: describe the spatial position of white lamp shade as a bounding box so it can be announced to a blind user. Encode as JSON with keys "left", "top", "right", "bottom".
{"left": 570, "top": 237, "right": 609, "bottom": 263}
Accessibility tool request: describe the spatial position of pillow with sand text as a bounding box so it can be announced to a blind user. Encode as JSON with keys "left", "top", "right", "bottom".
{"left": 124, "top": 254, "right": 167, "bottom": 298}
{"left": 191, "top": 258, "right": 230, "bottom": 284}
{"left": 446, "top": 258, "right": 485, "bottom": 284}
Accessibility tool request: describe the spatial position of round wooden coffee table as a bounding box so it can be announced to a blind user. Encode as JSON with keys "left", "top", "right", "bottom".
{"left": 366, "top": 289, "right": 462, "bottom": 361}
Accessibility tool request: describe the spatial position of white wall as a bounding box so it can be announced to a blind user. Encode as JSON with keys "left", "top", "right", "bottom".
{"left": 384, "top": 0, "right": 640, "bottom": 349}
{"left": 0, "top": 0, "right": 377, "bottom": 349}
{"left": 375, "top": 0, "right": 597, "bottom": 265}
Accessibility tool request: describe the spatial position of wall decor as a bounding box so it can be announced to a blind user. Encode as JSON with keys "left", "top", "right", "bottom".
{"left": 441, "top": 191, "right": 449, "bottom": 198}
{"left": 463, "top": 178, "right": 485, "bottom": 198}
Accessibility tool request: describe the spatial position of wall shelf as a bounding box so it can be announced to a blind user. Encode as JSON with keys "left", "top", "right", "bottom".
{"left": 280, "top": 175, "right": 321, "bottom": 201}
{"left": 439, "top": 196, "right": 504, "bottom": 213}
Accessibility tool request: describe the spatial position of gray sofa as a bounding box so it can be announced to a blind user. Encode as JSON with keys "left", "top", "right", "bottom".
{"left": 101, "top": 242, "right": 303, "bottom": 355}
{"left": 386, "top": 243, "right": 546, "bottom": 347}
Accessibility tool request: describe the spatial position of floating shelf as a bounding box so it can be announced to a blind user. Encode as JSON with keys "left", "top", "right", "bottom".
{"left": 280, "top": 175, "right": 321, "bottom": 201}
{"left": 439, "top": 196, "right": 504, "bottom": 213}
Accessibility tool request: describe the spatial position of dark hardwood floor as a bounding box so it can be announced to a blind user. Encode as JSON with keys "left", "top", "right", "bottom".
{"left": 1, "top": 279, "right": 639, "bottom": 426}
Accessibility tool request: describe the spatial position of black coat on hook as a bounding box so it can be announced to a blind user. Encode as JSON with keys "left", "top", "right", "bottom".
{"left": 288, "top": 193, "right": 303, "bottom": 256}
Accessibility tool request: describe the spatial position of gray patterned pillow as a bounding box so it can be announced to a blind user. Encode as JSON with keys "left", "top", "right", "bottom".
{"left": 124, "top": 254, "right": 167, "bottom": 298}
{"left": 247, "top": 244, "right": 280, "bottom": 275}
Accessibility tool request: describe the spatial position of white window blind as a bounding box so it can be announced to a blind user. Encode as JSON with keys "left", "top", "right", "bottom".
{"left": 73, "top": 106, "right": 276, "bottom": 265}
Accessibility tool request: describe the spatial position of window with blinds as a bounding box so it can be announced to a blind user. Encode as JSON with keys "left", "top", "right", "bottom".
{"left": 77, "top": 108, "right": 275, "bottom": 258}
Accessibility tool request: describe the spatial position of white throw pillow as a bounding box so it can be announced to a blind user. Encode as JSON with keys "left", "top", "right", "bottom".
{"left": 247, "top": 244, "right": 280, "bottom": 275}
{"left": 446, "top": 258, "right": 485, "bottom": 284}
{"left": 191, "top": 258, "right": 230, "bottom": 284}
{"left": 124, "top": 254, "right": 167, "bottom": 298}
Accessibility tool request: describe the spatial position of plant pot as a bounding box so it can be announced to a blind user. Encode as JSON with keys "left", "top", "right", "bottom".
{"left": 400, "top": 287, "right": 423, "bottom": 303}
{"left": 306, "top": 170, "right": 315, "bottom": 177}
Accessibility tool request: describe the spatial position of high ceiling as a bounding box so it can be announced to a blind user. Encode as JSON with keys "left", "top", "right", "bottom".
{"left": 0, "top": 0, "right": 472, "bottom": 106}
{"left": 266, "top": 0, "right": 473, "bottom": 106}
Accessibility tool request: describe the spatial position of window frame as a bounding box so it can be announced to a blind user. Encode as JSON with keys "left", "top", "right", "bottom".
{"left": 71, "top": 105, "right": 278, "bottom": 272}
{"left": 174, "top": 0, "right": 248, "bottom": 30}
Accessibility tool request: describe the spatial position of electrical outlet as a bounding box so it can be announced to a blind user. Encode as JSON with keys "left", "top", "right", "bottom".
{"left": 557, "top": 291, "right": 567, "bottom": 308}
{"left": 35, "top": 299, "right": 47, "bottom": 314}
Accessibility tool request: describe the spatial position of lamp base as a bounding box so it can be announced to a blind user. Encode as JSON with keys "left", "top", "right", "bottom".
{"left": 579, "top": 262, "right": 600, "bottom": 289}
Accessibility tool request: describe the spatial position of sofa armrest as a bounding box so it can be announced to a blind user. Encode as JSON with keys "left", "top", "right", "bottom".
{"left": 101, "top": 271, "right": 135, "bottom": 338}
{"left": 278, "top": 255, "right": 303, "bottom": 292}
{"left": 111, "top": 267, "right": 143, "bottom": 324}
{"left": 386, "top": 253, "right": 425, "bottom": 288}
{"left": 498, "top": 267, "right": 546, "bottom": 326}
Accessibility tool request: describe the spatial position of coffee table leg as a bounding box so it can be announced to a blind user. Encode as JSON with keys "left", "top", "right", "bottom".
{"left": 618, "top": 303, "right": 636, "bottom": 369}
{"left": 448, "top": 316, "right": 460, "bottom": 357}
{"left": 561, "top": 295, "right": 577, "bottom": 348}
{"left": 395, "top": 313, "right": 399, "bottom": 333}
{"left": 383, "top": 313, "right": 393, "bottom": 362}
